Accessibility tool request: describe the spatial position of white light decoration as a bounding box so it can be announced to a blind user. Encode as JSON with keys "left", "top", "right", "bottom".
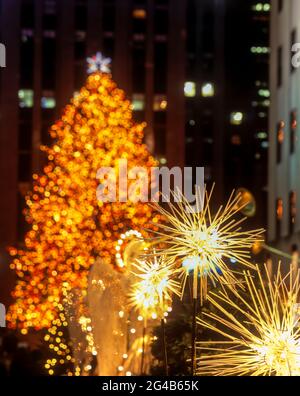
{"left": 87, "top": 52, "right": 111, "bottom": 74}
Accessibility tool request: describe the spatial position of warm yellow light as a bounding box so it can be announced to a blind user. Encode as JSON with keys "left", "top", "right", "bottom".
{"left": 197, "top": 265, "right": 300, "bottom": 376}
{"left": 149, "top": 185, "right": 264, "bottom": 302}
{"left": 184, "top": 81, "right": 196, "bottom": 97}
{"left": 230, "top": 111, "right": 244, "bottom": 125}
{"left": 129, "top": 255, "right": 180, "bottom": 319}
{"left": 201, "top": 82, "right": 214, "bottom": 97}
{"left": 133, "top": 8, "right": 146, "bottom": 19}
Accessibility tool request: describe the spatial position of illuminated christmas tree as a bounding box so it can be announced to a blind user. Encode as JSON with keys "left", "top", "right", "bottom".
{"left": 7, "top": 53, "right": 159, "bottom": 332}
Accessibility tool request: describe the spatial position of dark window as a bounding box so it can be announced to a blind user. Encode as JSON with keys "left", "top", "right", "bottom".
{"left": 154, "top": 43, "right": 167, "bottom": 93}
{"left": 132, "top": 45, "right": 146, "bottom": 92}
{"left": 42, "top": 37, "right": 56, "bottom": 90}
{"left": 18, "top": 153, "right": 31, "bottom": 182}
{"left": 75, "top": 63, "right": 85, "bottom": 90}
{"left": 276, "top": 121, "right": 284, "bottom": 163}
{"left": 75, "top": 1, "right": 87, "bottom": 31}
{"left": 202, "top": 11, "right": 214, "bottom": 54}
{"left": 21, "top": 0, "right": 35, "bottom": 28}
{"left": 103, "top": 0, "right": 116, "bottom": 32}
{"left": 154, "top": 4, "right": 168, "bottom": 35}
{"left": 154, "top": 125, "right": 166, "bottom": 156}
{"left": 289, "top": 191, "right": 296, "bottom": 234}
{"left": 19, "top": 122, "right": 32, "bottom": 151}
{"left": 278, "top": 0, "right": 283, "bottom": 12}
{"left": 103, "top": 36, "right": 114, "bottom": 60}
{"left": 290, "top": 110, "right": 297, "bottom": 153}
{"left": 75, "top": 31, "right": 86, "bottom": 61}
{"left": 291, "top": 29, "right": 297, "bottom": 73}
{"left": 43, "top": 0, "right": 57, "bottom": 30}
{"left": 20, "top": 35, "right": 34, "bottom": 88}
{"left": 277, "top": 46, "right": 282, "bottom": 87}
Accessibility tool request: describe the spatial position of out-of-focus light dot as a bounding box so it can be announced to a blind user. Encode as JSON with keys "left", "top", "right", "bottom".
{"left": 130, "top": 328, "right": 136, "bottom": 334}
{"left": 119, "top": 311, "right": 124, "bottom": 318}
{"left": 201, "top": 82, "right": 215, "bottom": 97}
{"left": 184, "top": 81, "right": 196, "bottom": 97}
{"left": 151, "top": 313, "right": 157, "bottom": 320}
{"left": 123, "top": 353, "right": 128, "bottom": 359}
{"left": 118, "top": 366, "right": 124, "bottom": 372}
{"left": 138, "top": 315, "right": 143, "bottom": 321}
{"left": 167, "top": 307, "right": 172, "bottom": 313}
{"left": 126, "top": 371, "right": 132, "bottom": 376}
{"left": 230, "top": 111, "right": 243, "bottom": 125}
{"left": 49, "top": 369, "right": 54, "bottom": 375}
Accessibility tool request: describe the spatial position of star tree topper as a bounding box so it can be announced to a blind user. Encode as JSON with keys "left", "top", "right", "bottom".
{"left": 87, "top": 52, "right": 111, "bottom": 74}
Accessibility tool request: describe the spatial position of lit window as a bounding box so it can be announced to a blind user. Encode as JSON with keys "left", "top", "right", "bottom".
{"left": 258, "top": 112, "right": 267, "bottom": 118}
{"left": 290, "top": 110, "right": 297, "bottom": 153}
{"left": 252, "top": 3, "right": 270, "bottom": 12}
{"left": 41, "top": 97, "right": 56, "bottom": 109}
{"left": 184, "top": 82, "right": 196, "bottom": 97}
{"left": 276, "top": 197, "right": 283, "bottom": 238}
{"left": 201, "top": 82, "right": 215, "bottom": 97}
{"left": 230, "top": 112, "right": 243, "bottom": 125}
{"left": 256, "top": 131, "right": 268, "bottom": 139}
{"left": 251, "top": 46, "right": 270, "bottom": 54}
{"left": 132, "top": 94, "right": 145, "bottom": 111}
{"left": 153, "top": 95, "right": 167, "bottom": 111}
{"left": 231, "top": 135, "right": 241, "bottom": 145}
{"left": 41, "top": 91, "right": 56, "bottom": 109}
{"left": 18, "top": 89, "right": 34, "bottom": 108}
{"left": 258, "top": 89, "right": 270, "bottom": 97}
{"left": 277, "top": 121, "right": 285, "bottom": 163}
{"left": 133, "top": 9, "right": 147, "bottom": 19}
{"left": 276, "top": 198, "right": 283, "bottom": 221}
{"left": 289, "top": 191, "right": 296, "bottom": 233}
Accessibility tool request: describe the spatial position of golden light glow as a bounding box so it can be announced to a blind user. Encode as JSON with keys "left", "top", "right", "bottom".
{"left": 196, "top": 265, "right": 300, "bottom": 376}
{"left": 7, "top": 70, "right": 160, "bottom": 331}
{"left": 150, "top": 185, "right": 264, "bottom": 302}
{"left": 129, "top": 255, "right": 180, "bottom": 320}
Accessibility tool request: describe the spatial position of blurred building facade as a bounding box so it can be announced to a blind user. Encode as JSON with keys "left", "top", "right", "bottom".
{"left": 0, "top": 0, "right": 227, "bottom": 250}
{"left": 268, "top": 0, "right": 300, "bottom": 253}
{"left": 0, "top": 0, "right": 270, "bottom": 302}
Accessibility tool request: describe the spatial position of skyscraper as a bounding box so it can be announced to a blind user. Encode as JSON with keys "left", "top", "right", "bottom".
{"left": 0, "top": 0, "right": 270, "bottom": 304}
{"left": 268, "top": 0, "right": 300, "bottom": 254}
